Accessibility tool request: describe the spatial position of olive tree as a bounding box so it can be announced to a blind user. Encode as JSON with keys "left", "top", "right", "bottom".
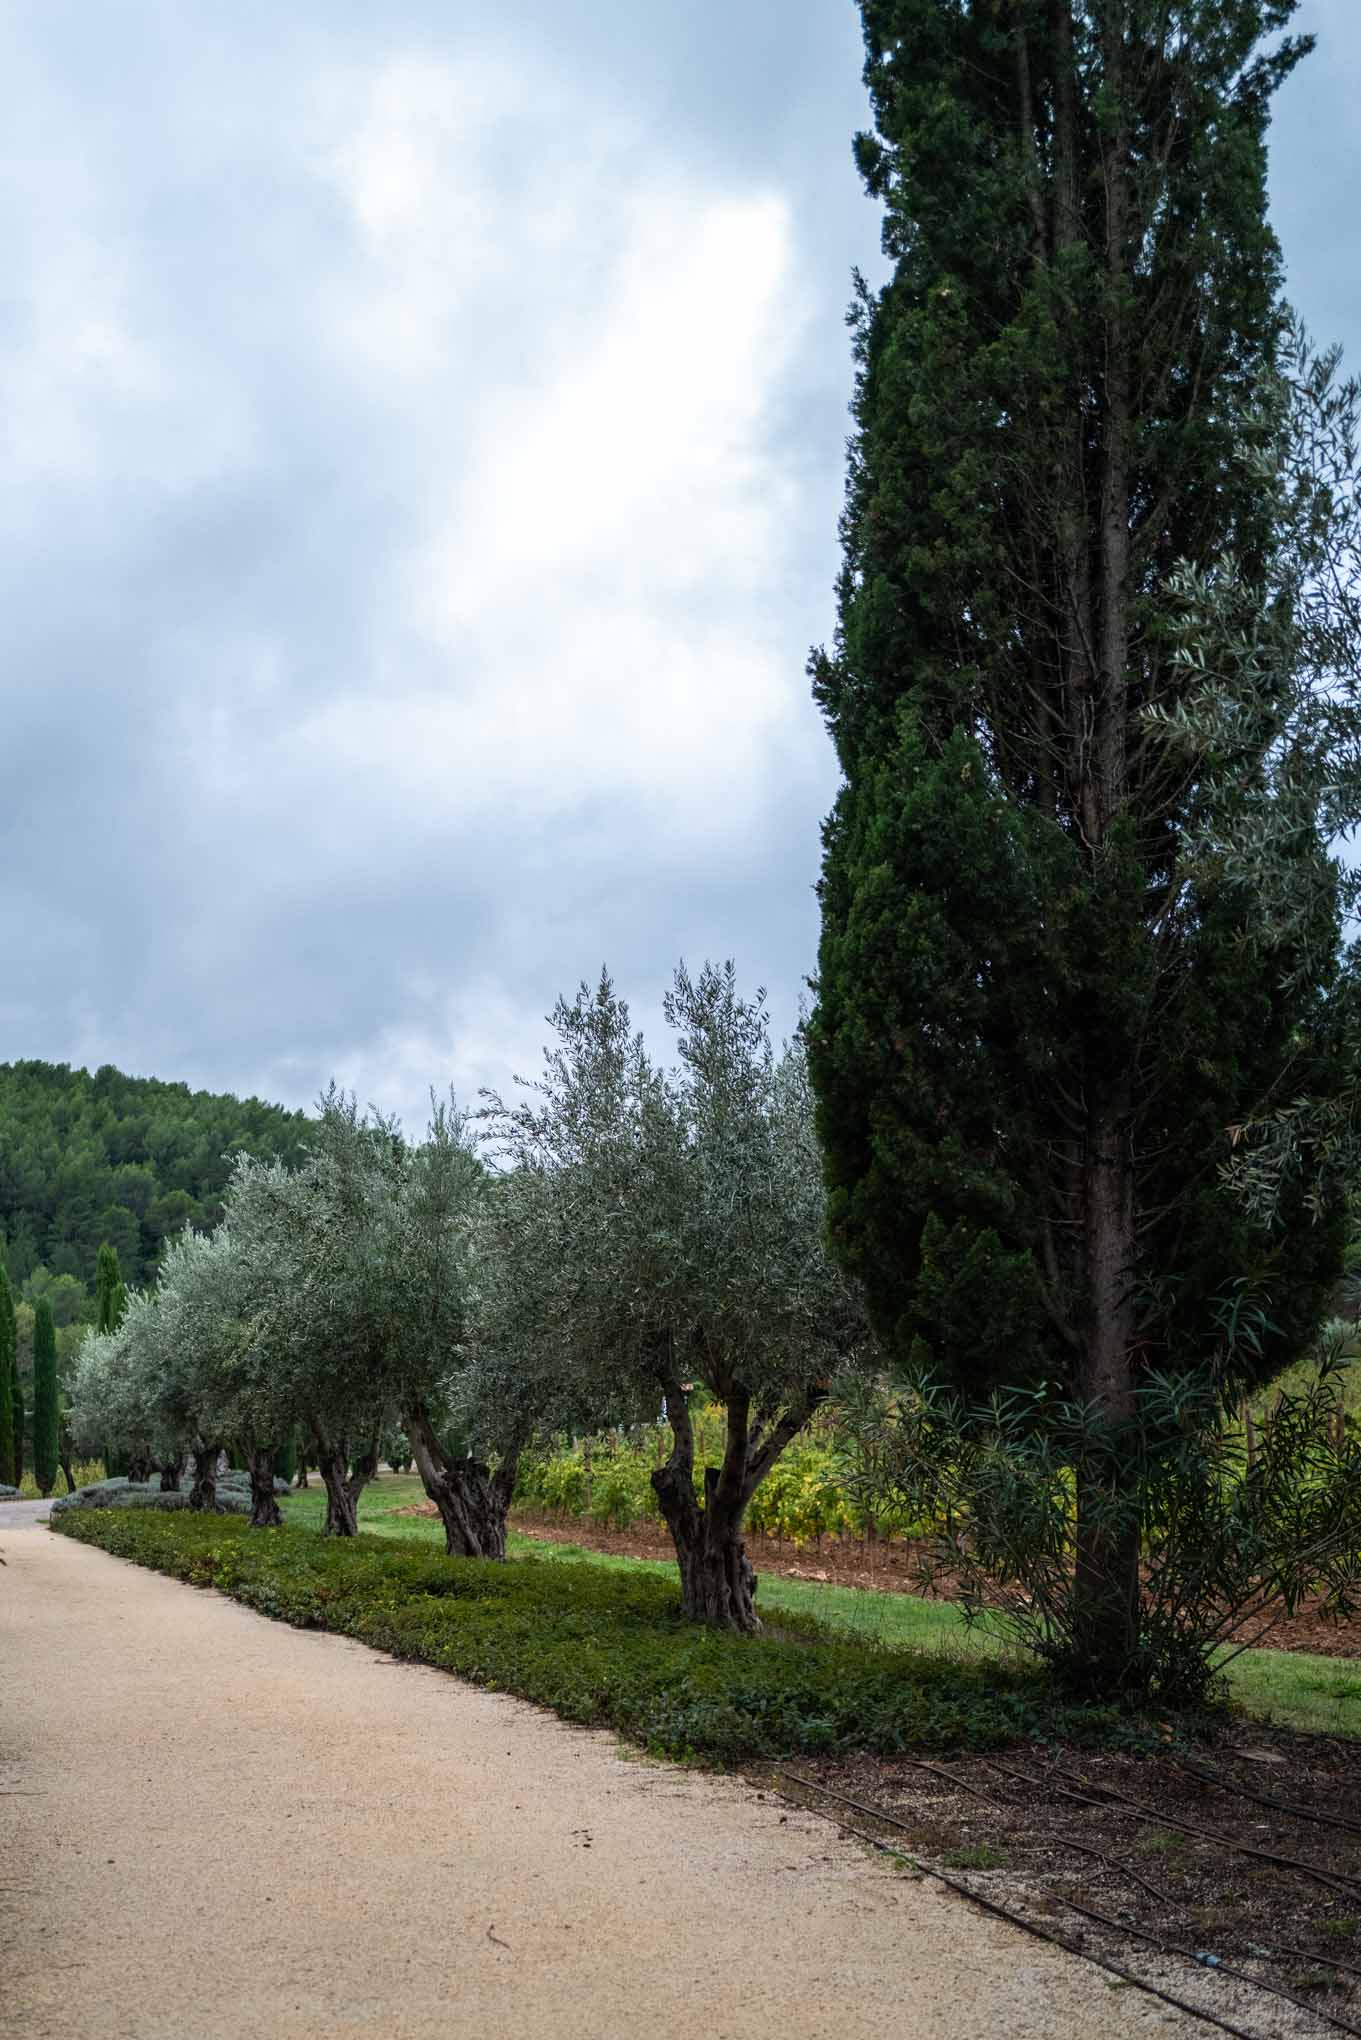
{"left": 68, "top": 1287, "right": 193, "bottom": 1489}
{"left": 260, "top": 1091, "right": 531, "bottom": 1557}
{"left": 484, "top": 963, "right": 871, "bottom": 1632}
{"left": 223, "top": 1136, "right": 391, "bottom": 1536}
{"left": 152, "top": 1226, "right": 296, "bottom": 1525}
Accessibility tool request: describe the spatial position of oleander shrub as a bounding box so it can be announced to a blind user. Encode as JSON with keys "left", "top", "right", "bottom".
{"left": 49, "top": 1509, "right": 1158, "bottom": 1759}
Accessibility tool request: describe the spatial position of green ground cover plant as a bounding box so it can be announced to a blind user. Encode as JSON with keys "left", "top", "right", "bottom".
{"left": 52, "top": 1507, "right": 1173, "bottom": 1761}
{"left": 280, "top": 1476, "right": 1361, "bottom": 1737}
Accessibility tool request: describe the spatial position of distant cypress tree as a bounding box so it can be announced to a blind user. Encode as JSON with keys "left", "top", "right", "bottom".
{"left": 0, "top": 1266, "right": 14, "bottom": 1486}
{"left": 94, "top": 1244, "right": 128, "bottom": 1473}
{"left": 11, "top": 1349, "right": 23, "bottom": 1485}
{"left": 95, "top": 1243, "right": 123, "bottom": 1334}
{"left": 32, "top": 1299, "right": 58, "bottom": 1498}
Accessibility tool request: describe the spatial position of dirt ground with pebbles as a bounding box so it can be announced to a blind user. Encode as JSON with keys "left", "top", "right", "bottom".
{"left": 0, "top": 1518, "right": 1312, "bottom": 2040}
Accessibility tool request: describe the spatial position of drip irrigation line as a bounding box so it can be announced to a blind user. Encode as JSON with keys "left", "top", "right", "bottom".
{"left": 1170, "top": 1755, "right": 1361, "bottom": 1841}
{"left": 1015, "top": 1757, "right": 1361, "bottom": 1905}
{"left": 1048, "top": 1833, "right": 1172, "bottom": 1908}
{"left": 905, "top": 1746, "right": 1175, "bottom": 1901}
{"left": 772, "top": 1770, "right": 1260, "bottom": 2040}
{"left": 1055, "top": 1892, "right": 1361, "bottom": 2040}
{"left": 896, "top": 1754, "right": 1004, "bottom": 1808}
{"left": 1250, "top": 1943, "right": 1361, "bottom": 1987}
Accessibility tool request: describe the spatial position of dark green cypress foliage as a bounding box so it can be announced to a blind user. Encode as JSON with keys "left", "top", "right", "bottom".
{"left": 810, "top": 2, "right": 1348, "bottom": 1684}
{"left": 273, "top": 1433, "right": 298, "bottom": 1485}
{"left": 95, "top": 1243, "right": 123, "bottom": 1334}
{"left": 32, "top": 1299, "right": 58, "bottom": 1498}
{"left": 0, "top": 1265, "right": 14, "bottom": 1486}
{"left": 95, "top": 1245, "right": 127, "bottom": 1473}
{"left": 11, "top": 1348, "right": 23, "bottom": 1485}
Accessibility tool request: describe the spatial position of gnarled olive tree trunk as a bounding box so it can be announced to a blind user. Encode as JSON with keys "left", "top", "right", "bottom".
{"left": 159, "top": 1454, "right": 185, "bottom": 1493}
{"left": 248, "top": 1446, "right": 283, "bottom": 1528}
{"left": 314, "top": 1436, "right": 378, "bottom": 1536}
{"left": 405, "top": 1402, "right": 520, "bottom": 1558}
{"left": 189, "top": 1443, "right": 222, "bottom": 1512}
{"left": 652, "top": 1378, "right": 824, "bottom": 1633}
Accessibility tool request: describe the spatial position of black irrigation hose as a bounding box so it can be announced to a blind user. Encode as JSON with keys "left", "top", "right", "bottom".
{"left": 972, "top": 1760, "right": 1173, "bottom": 1906}
{"left": 897, "top": 1754, "right": 1004, "bottom": 1808}
{"left": 1170, "top": 1754, "right": 1361, "bottom": 1842}
{"left": 1251, "top": 1942, "right": 1361, "bottom": 1986}
{"left": 1024, "top": 1757, "right": 1361, "bottom": 1905}
{"left": 771, "top": 1770, "right": 1261, "bottom": 2040}
{"left": 1054, "top": 1892, "right": 1361, "bottom": 2040}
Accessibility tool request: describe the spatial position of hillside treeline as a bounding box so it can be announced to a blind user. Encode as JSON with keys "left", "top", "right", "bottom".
{"left": 0, "top": 1060, "right": 311, "bottom": 1299}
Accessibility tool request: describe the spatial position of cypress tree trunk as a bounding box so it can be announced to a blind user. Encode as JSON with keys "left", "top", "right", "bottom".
{"left": 248, "top": 1447, "right": 283, "bottom": 1528}
{"left": 189, "top": 1444, "right": 221, "bottom": 1512}
{"left": 406, "top": 1403, "right": 519, "bottom": 1558}
{"left": 1070, "top": 1089, "right": 1140, "bottom": 1687}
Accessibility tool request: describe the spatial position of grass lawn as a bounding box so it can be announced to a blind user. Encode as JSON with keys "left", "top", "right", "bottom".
{"left": 282, "top": 1473, "right": 1361, "bottom": 1738}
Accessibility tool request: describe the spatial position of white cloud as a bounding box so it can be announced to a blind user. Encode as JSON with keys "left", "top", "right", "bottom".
{"left": 0, "top": 8, "right": 863, "bottom": 1135}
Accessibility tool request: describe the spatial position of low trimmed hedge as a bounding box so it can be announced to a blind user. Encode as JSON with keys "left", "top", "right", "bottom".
{"left": 49, "top": 1509, "right": 1160, "bottom": 1761}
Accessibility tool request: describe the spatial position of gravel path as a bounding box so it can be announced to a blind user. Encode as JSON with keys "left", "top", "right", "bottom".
{"left": 2, "top": 1522, "right": 1192, "bottom": 2040}
{"left": 0, "top": 1495, "right": 53, "bottom": 1526}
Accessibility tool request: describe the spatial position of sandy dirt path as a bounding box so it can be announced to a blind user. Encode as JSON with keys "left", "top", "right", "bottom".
{"left": 1, "top": 1523, "right": 1192, "bottom": 2040}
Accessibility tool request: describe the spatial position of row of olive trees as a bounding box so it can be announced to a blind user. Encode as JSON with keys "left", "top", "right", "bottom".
{"left": 68, "top": 963, "right": 870, "bottom": 1630}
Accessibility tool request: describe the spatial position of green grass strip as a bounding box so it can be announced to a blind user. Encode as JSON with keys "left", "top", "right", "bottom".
{"left": 53, "top": 1508, "right": 1171, "bottom": 1762}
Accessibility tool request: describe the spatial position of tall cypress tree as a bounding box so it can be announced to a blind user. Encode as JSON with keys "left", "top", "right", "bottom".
{"left": 11, "top": 1346, "right": 23, "bottom": 1485}
{"left": 94, "top": 1244, "right": 128, "bottom": 1474}
{"left": 95, "top": 1242, "right": 124, "bottom": 1334}
{"left": 810, "top": 1, "right": 1352, "bottom": 1687}
{"left": 0, "top": 1265, "right": 14, "bottom": 1486}
{"left": 32, "top": 1298, "right": 58, "bottom": 1499}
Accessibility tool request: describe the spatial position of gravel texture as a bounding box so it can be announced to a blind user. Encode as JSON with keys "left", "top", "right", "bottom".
{"left": 2, "top": 1520, "right": 1197, "bottom": 2039}
{"left": 0, "top": 1494, "right": 53, "bottom": 1526}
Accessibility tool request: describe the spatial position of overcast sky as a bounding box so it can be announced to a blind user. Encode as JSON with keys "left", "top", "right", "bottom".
{"left": 2, "top": 2, "right": 1357, "bottom": 1133}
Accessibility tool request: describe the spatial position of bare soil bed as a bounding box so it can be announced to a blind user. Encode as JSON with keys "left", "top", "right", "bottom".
{"left": 765, "top": 1731, "right": 1361, "bottom": 2037}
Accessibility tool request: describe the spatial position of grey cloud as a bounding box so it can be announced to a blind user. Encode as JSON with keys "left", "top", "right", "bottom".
{"left": 2, "top": 1, "right": 1355, "bottom": 1134}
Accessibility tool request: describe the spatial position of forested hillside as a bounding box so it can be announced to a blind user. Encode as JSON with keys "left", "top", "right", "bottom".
{"left": 0, "top": 1060, "right": 311, "bottom": 1299}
